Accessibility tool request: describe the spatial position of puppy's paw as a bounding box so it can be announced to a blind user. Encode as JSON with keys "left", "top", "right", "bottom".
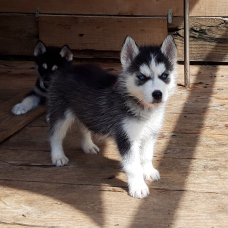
{"left": 52, "top": 155, "right": 69, "bottom": 167}
{"left": 12, "top": 103, "right": 30, "bottom": 115}
{"left": 143, "top": 166, "right": 160, "bottom": 182}
{"left": 81, "top": 141, "right": 100, "bottom": 154}
{"left": 128, "top": 179, "right": 150, "bottom": 199}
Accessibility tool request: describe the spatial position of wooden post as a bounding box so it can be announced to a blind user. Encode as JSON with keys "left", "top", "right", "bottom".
{"left": 184, "top": 0, "right": 190, "bottom": 88}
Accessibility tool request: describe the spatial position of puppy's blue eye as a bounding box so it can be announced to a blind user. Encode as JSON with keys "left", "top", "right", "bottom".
{"left": 161, "top": 73, "right": 168, "bottom": 79}
{"left": 137, "top": 75, "right": 147, "bottom": 81}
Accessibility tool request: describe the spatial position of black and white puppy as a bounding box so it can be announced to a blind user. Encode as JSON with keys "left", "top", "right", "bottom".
{"left": 48, "top": 35, "right": 177, "bottom": 198}
{"left": 11, "top": 41, "right": 73, "bottom": 115}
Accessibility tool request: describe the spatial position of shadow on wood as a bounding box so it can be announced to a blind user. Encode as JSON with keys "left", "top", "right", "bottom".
{"left": 129, "top": 17, "right": 228, "bottom": 228}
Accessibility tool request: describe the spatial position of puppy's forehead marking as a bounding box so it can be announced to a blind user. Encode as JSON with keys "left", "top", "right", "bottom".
{"left": 150, "top": 55, "right": 166, "bottom": 76}
{"left": 52, "top": 65, "right": 58, "bottom": 71}
{"left": 42, "top": 63, "right": 47, "bottom": 69}
{"left": 139, "top": 64, "right": 151, "bottom": 76}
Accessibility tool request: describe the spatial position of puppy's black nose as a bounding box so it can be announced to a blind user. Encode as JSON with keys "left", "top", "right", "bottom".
{"left": 152, "top": 90, "right": 162, "bottom": 100}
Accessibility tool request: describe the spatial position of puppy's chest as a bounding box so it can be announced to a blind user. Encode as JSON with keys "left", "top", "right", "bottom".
{"left": 123, "top": 114, "right": 163, "bottom": 141}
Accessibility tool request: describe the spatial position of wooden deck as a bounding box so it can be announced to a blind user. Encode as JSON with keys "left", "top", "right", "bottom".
{"left": 0, "top": 60, "right": 227, "bottom": 227}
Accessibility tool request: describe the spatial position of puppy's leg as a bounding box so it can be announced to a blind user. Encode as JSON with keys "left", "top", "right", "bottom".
{"left": 12, "top": 91, "right": 41, "bottom": 115}
{"left": 115, "top": 128, "right": 149, "bottom": 199}
{"left": 140, "top": 137, "right": 160, "bottom": 182}
{"left": 49, "top": 111, "right": 74, "bottom": 166}
{"left": 78, "top": 124, "right": 99, "bottom": 154}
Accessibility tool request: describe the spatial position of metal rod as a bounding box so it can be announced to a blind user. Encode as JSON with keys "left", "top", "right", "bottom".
{"left": 184, "top": 0, "right": 190, "bottom": 88}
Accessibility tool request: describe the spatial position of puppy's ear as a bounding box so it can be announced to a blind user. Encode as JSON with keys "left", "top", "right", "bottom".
{"left": 60, "top": 45, "right": 73, "bottom": 61}
{"left": 34, "top": 41, "right": 46, "bottom": 56}
{"left": 121, "top": 36, "right": 139, "bottom": 68}
{"left": 161, "top": 35, "right": 177, "bottom": 64}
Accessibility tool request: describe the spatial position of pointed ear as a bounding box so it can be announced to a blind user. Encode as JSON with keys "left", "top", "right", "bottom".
{"left": 59, "top": 45, "right": 73, "bottom": 61}
{"left": 161, "top": 35, "right": 177, "bottom": 64}
{"left": 120, "top": 36, "right": 139, "bottom": 68}
{"left": 34, "top": 41, "right": 46, "bottom": 56}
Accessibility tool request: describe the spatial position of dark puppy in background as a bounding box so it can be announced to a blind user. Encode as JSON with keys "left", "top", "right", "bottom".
{"left": 47, "top": 35, "right": 177, "bottom": 198}
{"left": 12, "top": 41, "right": 73, "bottom": 115}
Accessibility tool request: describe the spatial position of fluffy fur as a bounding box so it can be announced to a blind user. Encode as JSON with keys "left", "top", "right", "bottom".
{"left": 48, "top": 35, "right": 177, "bottom": 198}
{"left": 11, "top": 41, "right": 73, "bottom": 115}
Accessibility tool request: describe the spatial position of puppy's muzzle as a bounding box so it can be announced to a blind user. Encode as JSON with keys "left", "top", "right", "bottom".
{"left": 152, "top": 90, "right": 162, "bottom": 103}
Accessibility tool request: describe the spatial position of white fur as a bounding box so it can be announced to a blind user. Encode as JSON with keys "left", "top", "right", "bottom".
{"left": 121, "top": 107, "right": 164, "bottom": 198}
{"left": 139, "top": 64, "right": 151, "bottom": 77}
{"left": 49, "top": 35, "right": 176, "bottom": 199}
{"left": 34, "top": 41, "right": 46, "bottom": 56}
{"left": 78, "top": 125, "right": 100, "bottom": 154}
{"left": 121, "top": 36, "right": 139, "bottom": 69}
{"left": 42, "top": 63, "right": 47, "bottom": 69}
{"left": 120, "top": 35, "right": 176, "bottom": 198}
{"left": 12, "top": 95, "right": 40, "bottom": 115}
{"left": 39, "top": 79, "right": 46, "bottom": 90}
{"left": 50, "top": 110, "right": 74, "bottom": 166}
{"left": 52, "top": 65, "right": 58, "bottom": 71}
{"left": 150, "top": 56, "right": 166, "bottom": 76}
{"left": 60, "top": 46, "right": 73, "bottom": 61}
{"left": 125, "top": 56, "right": 170, "bottom": 107}
{"left": 121, "top": 118, "right": 147, "bottom": 198}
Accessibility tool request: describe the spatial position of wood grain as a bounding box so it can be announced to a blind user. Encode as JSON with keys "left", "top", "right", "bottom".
{"left": 0, "top": 0, "right": 228, "bottom": 16}
{"left": 169, "top": 17, "right": 228, "bottom": 62}
{"left": 39, "top": 15, "right": 167, "bottom": 51}
{"left": 0, "top": 93, "right": 46, "bottom": 142}
{"left": 0, "top": 62, "right": 228, "bottom": 227}
{"left": 0, "top": 13, "right": 38, "bottom": 56}
{"left": 0, "top": 60, "right": 37, "bottom": 103}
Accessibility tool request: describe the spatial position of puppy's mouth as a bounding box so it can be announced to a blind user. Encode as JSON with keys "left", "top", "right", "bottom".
{"left": 139, "top": 100, "right": 163, "bottom": 108}
{"left": 152, "top": 100, "right": 162, "bottom": 104}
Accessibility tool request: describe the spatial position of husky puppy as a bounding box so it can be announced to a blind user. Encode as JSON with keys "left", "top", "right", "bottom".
{"left": 48, "top": 35, "right": 177, "bottom": 198}
{"left": 11, "top": 41, "right": 73, "bottom": 115}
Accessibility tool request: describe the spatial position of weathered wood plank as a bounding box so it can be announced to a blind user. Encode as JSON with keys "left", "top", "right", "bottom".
{"left": 0, "top": 181, "right": 226, "bottom": 228}
{"left": 0, "top": 94, "right": 46, "bottom": 142}
{"left": 39, "top": 15, "right": 167, "bottom": 51}
{"left": 0, "top": 0, "right": 228, "bottom": 16}
{"left": 0, "top": 61, "right": 37, "bottom": 103}
{"left": 0, "top": 14, "right": 38, "bottom": 56}
{"left": 72, "top": 50, "right": 120, "bottom": 59}
{"left": 169, "top": 17, "right": 228, "bottom": 62}
{"left": 0, "top": 61, "right": 228, "bottom": 227}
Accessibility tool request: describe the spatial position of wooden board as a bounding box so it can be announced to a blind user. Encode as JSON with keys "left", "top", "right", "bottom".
{"left": 39, "top": 15, "right": 167, "bottom": 51}
{"left": 0, "top": 60, "right": 38, "bottom": 103}
{"left": 169, "top": 17, "right": 228, "bottom": 62}
{"left": 0, "top": 0, "right": 228, "bottom": 16}
{"left": 0, "top": 94, "right": 46, "bottom": 143}
{"left": 0, "top": 14, "right": 38, "bottom": 56}
{"left": 0, "top": 62, "right": 228, "bottom": 227}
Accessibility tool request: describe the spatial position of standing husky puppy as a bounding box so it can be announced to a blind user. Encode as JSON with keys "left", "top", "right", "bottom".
{"left": 48, "top": 35, "right": 177, "bottom": 198}
{"left": 12, "top": 41, "right": 73, "bottom": 115}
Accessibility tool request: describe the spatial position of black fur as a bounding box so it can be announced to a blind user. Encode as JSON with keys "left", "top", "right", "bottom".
{"left": 48, "top": 35, "right": 177, "bottom": 199}
{"left": 115, "top": 129, "right": 131, "bottom": 156}
{"left": 128, "top": 45, "right": 174, "bottom": 85}
{"left": 34, "top": 44, "right": 73, "bottom": 101}
{"left": 12, "top": 41, "right": 73, "bottom": 116}
{"left": 48, "top": 64, "right": 141, "bottom": 156}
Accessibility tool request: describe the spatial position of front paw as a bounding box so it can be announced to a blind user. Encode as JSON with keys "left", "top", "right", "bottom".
{"left": 143, "top": 166, "right": 160, "bottom": 182}
{"left": 128, "top": 179, "right": 150, "bottom": 199}
{"left": 52, "top": 155, "right": 69, "bottom": 167}
{"left": 81, "top": 141, "right": 100, "bottom": 154}
{"left": 12, "top": 103, "right": 30, "bottom": 115}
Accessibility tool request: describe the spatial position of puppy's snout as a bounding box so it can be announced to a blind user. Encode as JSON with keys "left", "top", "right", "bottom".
{"left": 152, "top": 90, "right": 162, "bottom": 100}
